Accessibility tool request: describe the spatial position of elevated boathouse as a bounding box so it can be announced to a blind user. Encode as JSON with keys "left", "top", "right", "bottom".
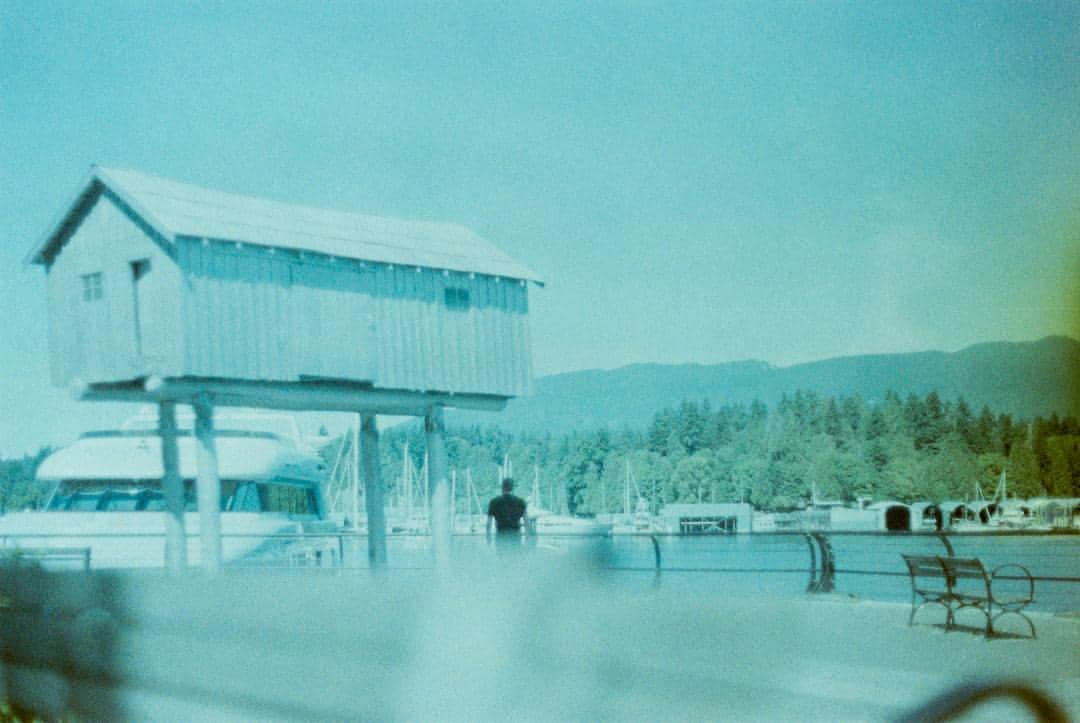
{"left": 28, "top": 166, "right": 541, "bottom": 569}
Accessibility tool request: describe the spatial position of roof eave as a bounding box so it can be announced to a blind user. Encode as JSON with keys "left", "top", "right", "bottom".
{"left": 25, "top": 165, "right": 177, "bottom": 266}
{"left": 25, "top": 169, "right": 102, "bottom": 266}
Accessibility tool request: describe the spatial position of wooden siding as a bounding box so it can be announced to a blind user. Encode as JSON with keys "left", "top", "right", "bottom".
{"left": 177, "top": 240, "right": 532, "bottom": 397}
{"left": 45, "top": 195, "right": 183, "bottom": 385}
{"left": 371, "top": 265, "right": 532, "bottom": 396}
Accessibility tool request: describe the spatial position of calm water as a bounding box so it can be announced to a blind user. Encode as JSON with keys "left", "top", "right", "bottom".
{"left": 348, "top": 533, "right": 1080, "bottom": 613}
{"left": 607, "top": 533, "right": 1080, "bottom": 613}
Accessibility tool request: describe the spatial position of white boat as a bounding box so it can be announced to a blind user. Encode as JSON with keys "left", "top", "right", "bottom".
{"left": 0, "top": 412, "right": 332, "bottom": 569}
{"left": 528, "top": 509, "right": 613, "bottom": 537}
{"left": 525, "top": 466, "right": 612, "bottom": 537}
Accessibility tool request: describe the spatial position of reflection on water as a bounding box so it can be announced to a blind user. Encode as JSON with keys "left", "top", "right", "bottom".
{"left": 339, "top": 533, "right": 1080, "bottom": 612}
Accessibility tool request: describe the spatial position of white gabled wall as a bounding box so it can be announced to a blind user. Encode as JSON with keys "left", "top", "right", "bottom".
{"left": 45, "top": 194, "right": 183, "bottom": 385}
{"left": 177, "top": 239, "right": 532, "bottom": 397}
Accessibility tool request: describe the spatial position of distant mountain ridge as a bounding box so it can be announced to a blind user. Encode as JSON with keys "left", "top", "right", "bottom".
{"left": 447, "top": 336, "right": 1080, "bottom": 433}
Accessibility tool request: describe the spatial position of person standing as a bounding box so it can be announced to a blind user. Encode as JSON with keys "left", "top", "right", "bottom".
{"left": 487, "top": 477, "right": 527, "bottom": 546}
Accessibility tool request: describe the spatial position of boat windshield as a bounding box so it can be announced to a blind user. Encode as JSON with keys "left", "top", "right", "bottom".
{"left": 48, "top": 482, "right": 197, "bottom": 511}
{"left": 46, "top": 479, "right": 318, "bottom": 515}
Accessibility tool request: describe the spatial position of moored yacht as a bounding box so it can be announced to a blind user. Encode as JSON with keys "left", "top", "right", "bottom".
{"left": 0, "top": 412, "right": 332, "bottom": 569}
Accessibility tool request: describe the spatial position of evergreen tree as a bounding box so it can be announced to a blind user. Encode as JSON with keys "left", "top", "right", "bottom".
{"left": 824, "top": 399, "right": 843, "bottom": 440}
{"left": 998, "top": 414, "right": 1015, "bottom": 456}
{"left": 973, "top": 406, "right": 995, "bottom": 454}
{"left": 913, "top": 391, "right": 946, "bottom": 451}
{"left": 1007, "top": 437, "right": 1044, "bottom": 498}
{"left": 865, "top": 407, "right": 888, "bottom": 442}
{"left": 675, "top": 400, "right": 708, "bottom": 455}
{"left": 903, "top": 394, "right": 923, "bottom": 437}
{"left": 749, "top": 398, "right": 768, "bottom": 424}
{"left": 1031, "top": 417, "right": 1053, "bottom": 482}
{"left": 841, "top": 395, "right": 864, "bottom": 437}
{"left": 953, "top": 397, "right": 975, "bottom": 451}
{"left": 647, "top": 409, "right": 674, "bottom": 455}
{"left": 714, "top": 406, "right": 735, "bottom": 446}
{"left": 1045, "top": 436, "right": 1080, "bottom": 497}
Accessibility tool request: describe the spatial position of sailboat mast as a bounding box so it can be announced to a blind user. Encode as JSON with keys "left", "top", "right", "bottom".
{"left": 450, "top": 468, "right": 457, "bottom": 518}
{"left": 404, "top": 442, "right": 412, "bottom": 520}
{"left": 351, "top": 417, "right": 360, "bottom": 529}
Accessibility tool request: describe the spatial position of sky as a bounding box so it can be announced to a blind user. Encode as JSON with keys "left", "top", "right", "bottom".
{"left": 1, "top": 1, "right": 1078, "bottom": 455}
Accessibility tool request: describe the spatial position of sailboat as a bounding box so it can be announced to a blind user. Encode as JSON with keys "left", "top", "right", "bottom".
{"left": 952, "top": 471, "right": 1047, "bottom": 530}
{"left": 994, "top": 470, "right": 1049, "bottom": 529}
{"left": 325, "top": 436, "right": 429, "bottom": 534}
{"left": 610, "top": 461, "right": 656, "bottom": 533}
{"left": 525, "top": 465, "right": 612, "bottom": 537}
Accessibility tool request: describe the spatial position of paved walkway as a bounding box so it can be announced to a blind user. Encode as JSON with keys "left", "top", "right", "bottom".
{"left": 403, "top": 567, "right": 1080, "bottom": 721}
{"left": 2, "top": 559, "right": 1077, "bottom": 720}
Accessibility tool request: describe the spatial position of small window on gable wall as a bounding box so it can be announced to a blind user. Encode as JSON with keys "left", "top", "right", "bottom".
{"left": 81, "top": 272, "right": 104, "bottom": 301}
{"left": 444, "top": 287, "right": 470, "bottom": 311}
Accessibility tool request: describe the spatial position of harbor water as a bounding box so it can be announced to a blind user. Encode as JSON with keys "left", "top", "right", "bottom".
{"left": 338, "top": 532, "right": 1080, "bottom": 613}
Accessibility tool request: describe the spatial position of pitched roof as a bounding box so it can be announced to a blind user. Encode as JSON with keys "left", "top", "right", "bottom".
{"left": 29, "top": 166, "right": 542, "bottom": 282}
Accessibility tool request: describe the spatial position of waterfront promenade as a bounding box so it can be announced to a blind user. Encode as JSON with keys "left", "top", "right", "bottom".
{"left": 2, "top": 553, "right": 1077, "bottom": 721}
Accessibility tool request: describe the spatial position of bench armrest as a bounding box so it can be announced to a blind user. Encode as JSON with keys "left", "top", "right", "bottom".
{"left": 990, "top": 563, "right": 1035, "bottom": 604}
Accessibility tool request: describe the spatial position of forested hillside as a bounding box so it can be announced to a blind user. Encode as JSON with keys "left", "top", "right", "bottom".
{"left": 375, "top": 389, "right": 1080, "bottom": 514}
{"left": 448, "top": 336, "right": 1080, "bottom": 434}
{"left": 3, "top": 337, "right": 1078, "bottom": 515}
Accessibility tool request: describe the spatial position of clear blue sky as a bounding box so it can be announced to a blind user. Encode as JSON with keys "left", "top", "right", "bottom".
{"left": 1, "top": 1, "right": 1077, "bottom": 455}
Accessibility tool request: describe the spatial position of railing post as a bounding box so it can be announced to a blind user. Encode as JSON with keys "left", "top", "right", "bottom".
{"left": 650, "top": 534, "right": 662, "bottom": 586}
{"left": 815, "top": 533, "right": 835, "bottom": 593}
{"left": 805, "top": 533, "right": 835, "bottom": 593}
{"left": 937, "top": 532, "right": 955, "bottom": 557}
{"left": 804, "top": 534, "right": 818, "bottom": 592}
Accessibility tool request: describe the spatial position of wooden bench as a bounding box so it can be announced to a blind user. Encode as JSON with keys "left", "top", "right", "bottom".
{"left": 901, "top": 554, "right": 1036, "bottom": 638}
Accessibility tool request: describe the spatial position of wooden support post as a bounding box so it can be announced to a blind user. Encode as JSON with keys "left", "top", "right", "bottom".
{"left": 193, "top": 396, "right": 222, "bottom": 572}
{"left": 426, "top": 406, "right": 451, "bottom": 563}
{"left": 158, "top": 401, "right": 187, "bottom": 572}
{"left": 361, "top": 413, "right": 387, "bottom": 567}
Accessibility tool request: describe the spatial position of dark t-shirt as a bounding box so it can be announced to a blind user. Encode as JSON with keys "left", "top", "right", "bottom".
{"left": 488, "top": 493, "right": 527, "bottom": 532}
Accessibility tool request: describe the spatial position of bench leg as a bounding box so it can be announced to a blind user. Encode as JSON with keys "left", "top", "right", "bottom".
{"left": 991, "top": 610, "right": 1037, "bottom": 639}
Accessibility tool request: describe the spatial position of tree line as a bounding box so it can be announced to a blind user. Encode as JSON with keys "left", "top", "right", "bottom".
{"left": 376, "top": 390, "right": 1080, "bottom": 515}
{"left": 2, "top": 391, "right": 1078, "bottom": 515}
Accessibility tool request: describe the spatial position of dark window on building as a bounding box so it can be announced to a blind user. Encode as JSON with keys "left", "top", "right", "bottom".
{"left": 679, "top": 516, "right": 737, "bottom": 534}
{"left": 444, "top": 287, "right": 470, "bottom": 311}
{"left": 131, "top": 259, "right": 151, "bottom": 355}
{"left": 81, "top": 272, "right": 104, "bottom": 301}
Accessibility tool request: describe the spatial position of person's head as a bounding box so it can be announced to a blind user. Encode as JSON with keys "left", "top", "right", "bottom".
{"left": 501, "top": 477, "right": 514, "bottom": 493}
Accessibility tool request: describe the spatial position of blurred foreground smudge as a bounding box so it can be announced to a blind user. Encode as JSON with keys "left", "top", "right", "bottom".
{"left": 2, "top": 550, "right": 1077, "bottom": 721}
